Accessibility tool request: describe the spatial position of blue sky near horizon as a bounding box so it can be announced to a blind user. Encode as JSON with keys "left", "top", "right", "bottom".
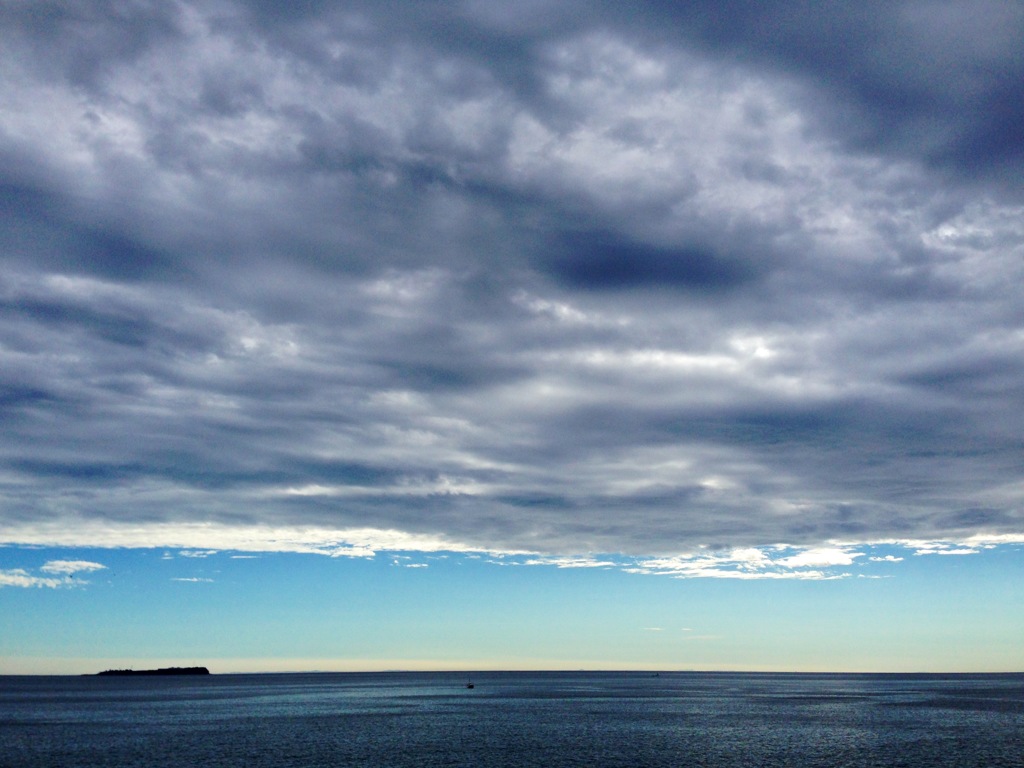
{"left": 2, "top": 1, "right": 1024, "bottom": 674}
{"left": 3, "top": 542, "right": 1023, "bottom": 674}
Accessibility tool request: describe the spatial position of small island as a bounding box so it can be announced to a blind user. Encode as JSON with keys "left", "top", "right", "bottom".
{"left": 95, "top": 666, "right": 210, "bottom": 676}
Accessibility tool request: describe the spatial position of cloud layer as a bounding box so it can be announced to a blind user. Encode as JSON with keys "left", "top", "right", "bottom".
{"left": 2, "top": 2, "right": 1023, "bottom": 558}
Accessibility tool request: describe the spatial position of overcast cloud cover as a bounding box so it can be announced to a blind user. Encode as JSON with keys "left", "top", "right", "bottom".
{"left": 2, "top": 1, "right": 1023, "bottom": 566}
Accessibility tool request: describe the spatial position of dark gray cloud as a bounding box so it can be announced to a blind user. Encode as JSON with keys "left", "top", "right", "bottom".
{"left": 621, "top": 1, "right": 1024, "bottom": 185}
{"left": 1, "top": 1, "right": 1022, "bottom": 556}
{"left": 0, "top": 0, "right": 185, "bottom": 87}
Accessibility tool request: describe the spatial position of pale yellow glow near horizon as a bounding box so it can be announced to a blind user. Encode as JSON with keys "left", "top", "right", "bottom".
{"left": 4, "top": 655, "right": 1017, "bottom": 676}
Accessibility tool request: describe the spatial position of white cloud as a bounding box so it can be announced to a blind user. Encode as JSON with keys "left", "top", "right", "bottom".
{"left": 0, "top": 569, "right": 64, "bottom": 589}
{"left": 778, "top": 548, "right": 862, "bottom": 568}
{"left": 327, "top": 546, "right": 377, "bottom": 558}
{"left": 519, "top": 556, "right": 619, "bottom": 568}
{"left": 0, "top": 520, "right": 517, "bottom": 558}
{"left": 0, "top": 560, "right": 104, "bottom": 588}
{"left": 39, "top": 560, "right": 107, "bottom": 575}
{"left": 964, "top": 533, "right": 1024, "bottom": 546}
{"left": 630, "top": 545, "right": 861, "bottom": 580}
{"left": 911, "top": 542, "right": 981, "bottom": 556}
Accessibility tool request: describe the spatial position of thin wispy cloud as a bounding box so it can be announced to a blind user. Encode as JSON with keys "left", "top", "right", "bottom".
{"left": 0, "top": 569, "right": 65, "bottom": 589}
{"left": 518, "top": 557, "right": 619, "bottom": 569}
{"left": 627, "top": 547, "right": 858, "bottom": 580}
{"left": 1, "top": 1, "right": 1022, "bottom": 568}
{"left": 38, "top": 560, "right": 107, "bottom": 575}
{"left": 0, "top": 560, "right": 106, "bottom": 589}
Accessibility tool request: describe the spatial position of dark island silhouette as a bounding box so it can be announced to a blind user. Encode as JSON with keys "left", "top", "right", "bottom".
{"left": 95, "top": 666, "right": 210, "bottom": 676}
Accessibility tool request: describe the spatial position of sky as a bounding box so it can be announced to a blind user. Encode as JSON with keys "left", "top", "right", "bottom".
{"left": 1, "top": 1, "right": 1023, "bottom": 675}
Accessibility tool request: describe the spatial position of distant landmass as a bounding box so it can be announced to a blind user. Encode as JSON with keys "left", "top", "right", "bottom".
{"left": 95, "top": 666, "right": 210, "bottom": 676}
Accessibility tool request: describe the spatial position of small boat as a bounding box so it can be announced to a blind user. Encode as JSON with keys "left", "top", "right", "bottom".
{"left": 466, "top": 680, "right": 474, "bottom": 689}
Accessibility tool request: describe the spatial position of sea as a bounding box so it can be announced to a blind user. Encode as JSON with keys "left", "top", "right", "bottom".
{"left": 1, "top": 671, "right": 1021, "bottom": 767}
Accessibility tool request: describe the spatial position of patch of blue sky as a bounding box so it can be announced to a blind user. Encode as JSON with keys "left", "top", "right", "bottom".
{"left": 3, "top": 542, "right": 1021, "bottom": 674}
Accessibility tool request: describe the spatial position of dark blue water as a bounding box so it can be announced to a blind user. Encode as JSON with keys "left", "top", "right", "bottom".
{"left": 1, "top": 672, "right": 1021, "bottom": 767}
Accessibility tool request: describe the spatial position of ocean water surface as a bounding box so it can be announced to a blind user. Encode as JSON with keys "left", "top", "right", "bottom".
{"left": 1, "top": 671, "right": 1021, "bottom": 767}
